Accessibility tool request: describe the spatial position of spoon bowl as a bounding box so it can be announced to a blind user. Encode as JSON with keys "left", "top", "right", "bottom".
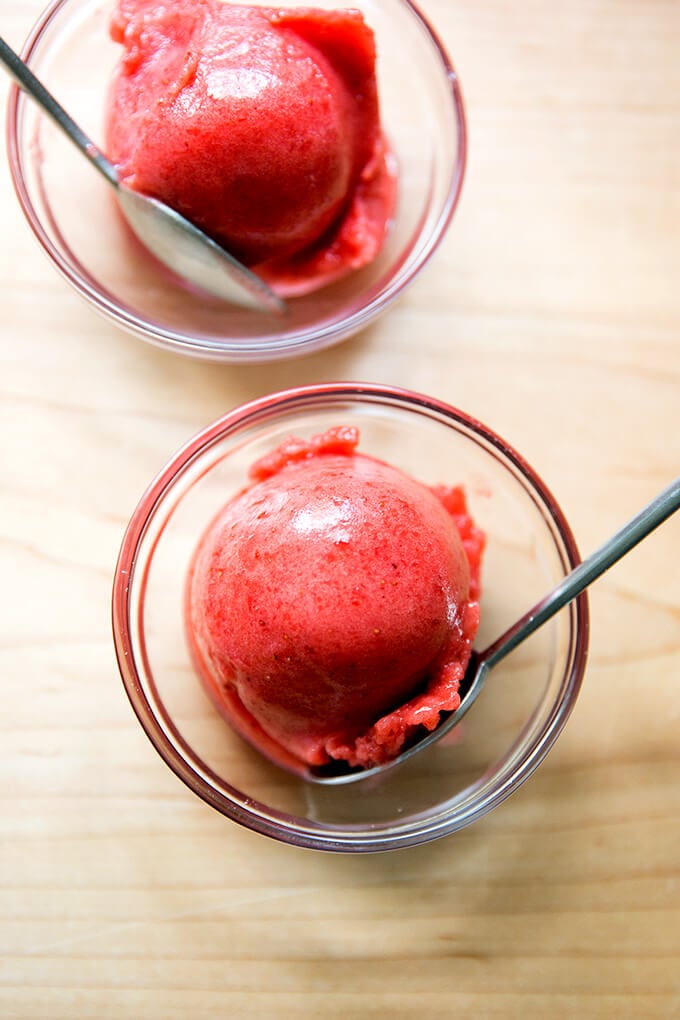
{"left": 0, "top": 35, "right": 286, "bottom": 315}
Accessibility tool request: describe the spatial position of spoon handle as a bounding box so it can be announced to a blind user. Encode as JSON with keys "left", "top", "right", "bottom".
{"left": 483, "top": 475, "right": 680, "bottom": 669}
{"left": 0, "top": 36, "right": 118, "bottom": 188}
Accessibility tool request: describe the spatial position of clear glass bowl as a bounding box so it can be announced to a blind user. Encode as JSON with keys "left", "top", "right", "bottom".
{"left": 6, "top": 0, "right": 466, "bottom": 361}
{"left": 112, "top": 384, "right": 589, "bottom": 852}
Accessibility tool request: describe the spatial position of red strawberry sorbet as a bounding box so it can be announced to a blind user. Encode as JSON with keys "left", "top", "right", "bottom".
{"left": 185, "top": 427, "right": 484, "bottom": 773}
{"left": 106, "top": 0, "right": 397, "bottom": 296}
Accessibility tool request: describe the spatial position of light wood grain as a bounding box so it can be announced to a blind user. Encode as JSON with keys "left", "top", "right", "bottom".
{"left": 1, "top": 1, "right": 679, "bottom": 1017}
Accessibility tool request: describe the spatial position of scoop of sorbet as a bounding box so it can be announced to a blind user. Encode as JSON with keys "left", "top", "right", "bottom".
{"left": 106, "top": 0, "right": 396, "bottom": 295}
{"left": 185, "top": 427, "right": 484, "bottom": 772}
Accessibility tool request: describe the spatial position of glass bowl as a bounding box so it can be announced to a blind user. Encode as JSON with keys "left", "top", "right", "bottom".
{"left": 6, "top": 0, "right": 466, "bottom": 362}
{"left": 112, "top": 384, "right": 589, "bottom": 852}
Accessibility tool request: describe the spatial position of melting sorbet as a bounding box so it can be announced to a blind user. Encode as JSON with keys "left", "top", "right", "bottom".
{"left": 185, "top": 427, "right": 484, "bottom": 772}
{"left": 106, "top": 0, "right": 397, "bottom": 295}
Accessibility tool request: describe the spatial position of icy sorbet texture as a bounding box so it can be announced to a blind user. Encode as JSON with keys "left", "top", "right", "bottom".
{"left": 185, "top": 427, "right": 484, "bottom": 772}
{"left": 106, "top": 0, "right": 397, "bottom": 295}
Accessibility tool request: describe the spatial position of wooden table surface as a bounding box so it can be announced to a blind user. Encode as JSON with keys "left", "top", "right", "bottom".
{"left": 1, "top": 1, "right": 679, "bottom": 1016}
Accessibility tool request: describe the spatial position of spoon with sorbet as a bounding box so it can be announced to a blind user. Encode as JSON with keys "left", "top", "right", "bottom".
{"left": 310, "top": 475, "right": 680, "bottom": 785}
{"left": 0, "top": 36, "right": 286, "bottom": 315}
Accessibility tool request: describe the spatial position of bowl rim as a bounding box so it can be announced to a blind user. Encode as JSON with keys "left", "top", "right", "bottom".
{"left": 5, "top": 0, "right": 468, "bottom": 361}
{"left": 111, "top": 382, "right": 590, "bottom": 852}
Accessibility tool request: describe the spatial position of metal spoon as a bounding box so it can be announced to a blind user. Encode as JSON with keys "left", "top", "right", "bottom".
{"left": 308, "top": 475, "right": 680, "bottom": 786}
{"left": 0, "top": 36, "right": 286, "bottom": 315}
